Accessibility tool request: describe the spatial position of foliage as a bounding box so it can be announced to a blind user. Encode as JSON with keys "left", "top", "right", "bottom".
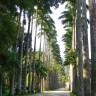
{"left": 53, "top": 64, "right": 69, "bottom": 83}
{"left": 64, "top": 50, "right": 76, "bottom": 65}
{"left": 38, "top": 13, "right": 62, "bottom": 64}
{"left": 35, "top": 60, "right": 48, "bottom": 78}
{"left": 0, "top": 13, "right": 17, "bottom": 51}
{"left": 62, "top": 28, "right": 72, "bottom": 49}
{"left": 59, "top": 1, "right": 76, "bottom": 66}
{"left": 70, "top": 92, "right": 77, "bottom": 96}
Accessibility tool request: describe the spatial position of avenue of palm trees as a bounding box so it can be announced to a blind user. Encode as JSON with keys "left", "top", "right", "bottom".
{"left": 0, "top": 0, "right": 96, "bottom": 96}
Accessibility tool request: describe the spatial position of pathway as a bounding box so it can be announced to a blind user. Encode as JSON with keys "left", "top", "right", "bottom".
{"left": 33, "top": 88, "right": 70, "bottom": 96}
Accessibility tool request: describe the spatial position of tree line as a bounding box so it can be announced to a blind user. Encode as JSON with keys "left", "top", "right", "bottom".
{"left": 59, "top": 0, "right": 96, "bottom": 96}
{"left": 0, "top": 0, "right": 64, "bottom": 96}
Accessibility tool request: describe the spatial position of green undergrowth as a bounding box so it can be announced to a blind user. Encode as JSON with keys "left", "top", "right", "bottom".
{"left": 70, "top": 92, "right": 77, "bottom": 96}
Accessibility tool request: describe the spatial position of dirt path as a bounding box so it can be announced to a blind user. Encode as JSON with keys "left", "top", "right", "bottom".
{"left": 33, "top": 88, "right": 70, "bottom": 96}
{"left": 42, "top": 91, "right": 70, "bottom": 96}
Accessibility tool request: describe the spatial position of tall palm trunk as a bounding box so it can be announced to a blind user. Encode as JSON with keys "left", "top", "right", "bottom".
{"left": 76, "top": 0, "right": 84, "bottom": 96}
{"left": 17, "top": 10, "right": 25, "bottom": 95}
{"left": 15, "top": 8, "right": 22, "bottom": 74}
{"left": 82, "top": 0, "right": 91, "bottom": 96}
{"left": 89, "top": 0, "right": 96, "bottom": 95}
{"left": 39, "top": 24, "right": 42, "bottom": 65}
{"left": 41, "top": 34, "right": 46, "bottom": 91}
{"left": 72, "top": 16, "right": 78, "bottom": 93}
{"left": 32, "top": 9, "right": 38, "bottom": 93}
{"left": 22, "top": 11, "right": 31, "bottom": 95}
{"left": 15, "top": 8, "right": 22, "bottom": 95}
{"left": 37, "top": 24, "right": 43, "bottom": 92}
{"left": 71, "top": 11, "right": 76, "bottom": 91}
{"left": 43, "top": 34, "right": 49, "bottom": 90}
{"left": 28, "top": 14, "right": 33, "bottom": 94}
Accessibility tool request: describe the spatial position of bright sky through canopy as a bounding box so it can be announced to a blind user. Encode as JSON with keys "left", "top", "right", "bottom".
{"left": 50, "top": 4, "right": 65, "bottom": 59}
{"left": 26, "top": 3, "right": 66, "bottom": 60}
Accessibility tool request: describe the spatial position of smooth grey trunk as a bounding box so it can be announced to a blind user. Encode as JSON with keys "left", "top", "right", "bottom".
{"left": 72, "top": 64, "right": 78, "bottom": 94}
{"left": 32, "top": 10, "right": 38, "bottom": 93}
{"left": 43, "top": 35, "right": 50, "bottom": 90}
{"left": 16, "top": 9, "right": 22, "bottom": 53}
{"left": 28, "top": 14, "right": 33, "bottom": 94}
{"left": 82, "top": 0, "right": 91, "bottom": 96}
{"left": 17, "top": 10, "right": 25, "bottom": 95}
{"left": 72, "top": 17, "right": 78, "bottom": 94}
{"left": 15, "top": 8, "right": 22, "bottom": 95}
{"left": 76, "top": 0, "right": 84, "bottom": 96}
{"left": 71, "top": 11, "right": 76, "bottom": 92}
{"left": 37, "top": 24, "right": 43, "bottom": 92}
{"left": 41, "top": 34, "right": 46, "bottom": 91}
{"left": 89, "top": 0, "right": 96, "bottom": 96}
{"left": 15, "top": 16, "right": 21, "bottom": 95}
{"left": 22, "top": 11, "right": 31, "bottom": 95}
{"left": 39, "top": 24, "right": 42, "bottom": 62}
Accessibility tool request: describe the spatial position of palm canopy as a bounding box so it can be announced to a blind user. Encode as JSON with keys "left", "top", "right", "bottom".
{"left": 59, "top": 2, "right": 75, "bottom": 28}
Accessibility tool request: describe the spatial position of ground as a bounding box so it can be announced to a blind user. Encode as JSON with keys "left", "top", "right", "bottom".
{"left": 33, "top": 88, "right": 70, "bottom": 96}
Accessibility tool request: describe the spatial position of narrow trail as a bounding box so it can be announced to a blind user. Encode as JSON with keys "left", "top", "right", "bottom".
{"left": 33, "top": 88, "right": 70, "bottom": 96}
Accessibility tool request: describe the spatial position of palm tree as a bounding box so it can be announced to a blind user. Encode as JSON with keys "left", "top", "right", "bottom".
{"left": 60, "top": 0, "right": 84, "bottom": 95}
{"left": 59, "top": 1, "right": 77, "bottom": 92}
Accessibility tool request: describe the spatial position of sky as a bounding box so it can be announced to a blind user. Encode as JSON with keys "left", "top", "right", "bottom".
{"left": 50, "top": 4, "right": 65, "bottom": 59}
